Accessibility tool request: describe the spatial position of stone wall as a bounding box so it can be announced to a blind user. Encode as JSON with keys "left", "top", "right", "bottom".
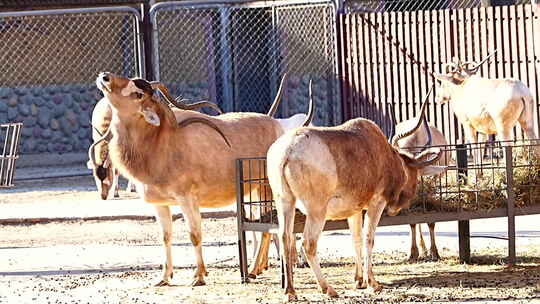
{"left": 0, "top": 85, "right": 100, "bottom": 154}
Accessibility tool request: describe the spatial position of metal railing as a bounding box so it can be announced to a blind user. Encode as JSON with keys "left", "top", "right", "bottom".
{"left": 235, "top": 140, "right": 540, "bottom": 280}
{"left": 1, "top": 123, "right": 23, "bottom": 187}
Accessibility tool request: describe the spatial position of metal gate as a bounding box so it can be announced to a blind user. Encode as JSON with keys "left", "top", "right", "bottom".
{"left": 150, "top": 0, "right": 341, "bottom": 126}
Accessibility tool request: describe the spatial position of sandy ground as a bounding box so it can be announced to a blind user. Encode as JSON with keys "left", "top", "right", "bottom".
{"left": 2, "top": 174, "right": 540, "bottom": 303}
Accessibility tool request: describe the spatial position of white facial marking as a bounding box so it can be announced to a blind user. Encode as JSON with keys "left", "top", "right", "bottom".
{"left": 121, "top": 80, "right": 144, "bottom": 97}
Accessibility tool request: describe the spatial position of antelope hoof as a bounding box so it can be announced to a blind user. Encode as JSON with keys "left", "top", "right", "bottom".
{"left": 367, "top": 281, "right": 382, "bottom": 293}
{"left": 114, "top": 192, "right": 120, "bottom": 198}
{"left": 430, "top": 251, "right": 440, "bottom": 261}
{"left": 154, "top": 280, "right": 171, "bottom": 287}
{"left": 326, "top": 286, "right": 338, "bottom": 298}
{"left": 408, "top": 256, "right": 419, "bottom": 263}
{"left": 284, "top": 292, "right": 298, "bottom": 302}
{"left": 191, "top": 278, "right": 206, "bottom": 287}
{"left": 247, "top": 273, "right": 257, "bottom": 279}
{"left": 357, "top": 280, "right": 368, "bottom": 289}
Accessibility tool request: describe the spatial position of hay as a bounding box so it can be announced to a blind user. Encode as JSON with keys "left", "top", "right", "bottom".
{"left": 409, "top": 146, "right": 540, "bottom": 214}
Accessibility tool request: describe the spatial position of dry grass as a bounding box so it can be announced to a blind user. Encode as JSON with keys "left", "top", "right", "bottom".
{"left": 409, "top": 146, "right": 540, "bottom": 213}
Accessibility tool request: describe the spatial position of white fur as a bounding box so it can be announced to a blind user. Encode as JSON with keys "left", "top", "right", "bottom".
{"left": 121, "top": 80, "right": 144, "bottom": 97}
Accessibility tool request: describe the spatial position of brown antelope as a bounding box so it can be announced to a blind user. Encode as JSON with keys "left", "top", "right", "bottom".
{"left": 91, "top": 72, "right": 314, "bottom": 287}
{"left": 266, "top": 97, "right": 446, "bottom": 300}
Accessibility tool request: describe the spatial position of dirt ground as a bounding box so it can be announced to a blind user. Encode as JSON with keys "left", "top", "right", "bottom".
{"left": 2, "top": 175, "right": 540, "bottom": 303}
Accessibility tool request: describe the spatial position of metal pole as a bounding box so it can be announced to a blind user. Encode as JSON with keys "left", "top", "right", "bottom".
{"left": 236, "top": 159, "right": 249, "bottom": 283}
{"left": 456, "top": 144, "right": 468, "bottom": 184}
{"left": 458, "top": 220, "right": 471, "bottom": 263}
{"left": 505, "top": 145, "right": 516, "bottom": 265}
{"left": 140, "top": 3, "right": 154, "bottom": 80}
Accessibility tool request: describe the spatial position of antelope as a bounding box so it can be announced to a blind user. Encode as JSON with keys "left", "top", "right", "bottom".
{"left": 393, "top": 91, "right": 451, "bottom": 262}
{"left": 88, "top": 82, "right": 222, "bottom": 200}
{"left": 91, "top": 72, "right": 314, "bottom": 287}
{"left": 435, "top": 53, "right": 538, "bottom": 177}
{"left": 266, "top": 96, "right": 446, "bottom": 300}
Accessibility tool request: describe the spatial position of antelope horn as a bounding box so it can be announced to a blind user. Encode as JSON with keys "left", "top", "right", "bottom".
{"left": 177, "top": 117, "right": 231, "bottom": 148}
{"left": 92, "top": 125, "right": 103, "bottom": 137}
{"left": 391, "top": 85, "right": 434, "bottom": 147}
{"left": 150, "top": 81, "right": 223, "bottom": 114}
{"left": 421, "top": 115, "right": 432, "bottom": 150}
{"left": 302, "top": 80, "right": 315, "bottom": 127}
{"left": 461, "top": 49, "right": 498, "bottom": 74}
{"left": 387, "top": 102, "right": 396, "bottom": 144}
{"left": 173, "top": 96, "right": 223, "bottom": 114}
{"left": 409, "top": 147, "right": 443, "bottom": 168}
{"left": 267, "top": 73, "right": 288, "bottom": 117}
{"left": 443, "top": 62, "right": 459, "bottom": 74}
{"left": 88, "top": 127, "right": 112, "bottom": 168}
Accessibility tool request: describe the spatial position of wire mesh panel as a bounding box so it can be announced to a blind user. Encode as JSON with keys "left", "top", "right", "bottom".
{"left": 151, "top": 0, "right": 340, "bottom": 126}
{"left": 339, "top": 2, "right": 540, "bottom": 143}
{"left": 0, "top": 123, "right": 23, "bottom": 188}
{"left": 0, "top": 7, "right": 142, "bottom": 154}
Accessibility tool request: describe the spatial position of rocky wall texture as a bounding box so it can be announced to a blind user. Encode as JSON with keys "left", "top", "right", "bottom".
{"left": 0, "top": 85, "right": 101, "bottom": 154}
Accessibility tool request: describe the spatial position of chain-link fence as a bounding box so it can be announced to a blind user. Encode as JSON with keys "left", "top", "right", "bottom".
{"left": 0, "top": 7, "right": 142, "bottom": 154}
{"left": 151, "top": 0, "right": 340, "bottom": 126}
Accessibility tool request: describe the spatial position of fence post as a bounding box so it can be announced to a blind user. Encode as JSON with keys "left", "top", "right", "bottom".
{"left": 140, "top": 3, "right": 154, "bottom": 80}
{"left": 458, "top": 220, "right": 471, "bottom": 263}
{"left": 456, "top": 143, "right": 468, "bottom": 184}
{"left": 504, "top": 145, "right": 516, "bottom": 265}
{"left": 456, "top": 143, "right": 470, "bottom": 263}
{"left": 236, "top": 159, "right": 249, "bottom": 283}
{"left": 219, "top": 8, "right": 234, "bottom": 112}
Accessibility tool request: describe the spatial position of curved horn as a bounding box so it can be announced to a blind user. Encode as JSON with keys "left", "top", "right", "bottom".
{"left": 443, "top": 62, "right": 459, "bottom": 74}
{"left": 92, "top": 125, "right": 104, "bottom": 137}
{"left": 409, "top": 147, "right": 442, "bottom": 168}
{"left": 391, "top": 85, "right": 434, "bottom": 147}
{"left": 150, "top": 81, "right": 223, "bottom": 114}
{"left": 173, "top": 96, "right": 223, "bottom": 114}
{"left": 461, "top": 49, "right": 498, "bottom": 75}
{"left": 387, "top": 102, "right": 396, "bottom": 144}
{"left": 302, "top": 80, "right": 315, "bottom": 127}
{"left": 177, "top": 117, "right": 231, "bottom": 148}
{"left": 88, "top": 127, "right": 112, "bottom": 168}
{"left": 267, "top": 73, "right": 288, "bottom": 117}
{"left": 421, "top": 117, "right": 433, "bottom": 150}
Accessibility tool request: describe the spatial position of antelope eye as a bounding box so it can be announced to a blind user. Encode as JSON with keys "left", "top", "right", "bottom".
{"left": 133, "top": 92, "right": 143, "bottom": 99}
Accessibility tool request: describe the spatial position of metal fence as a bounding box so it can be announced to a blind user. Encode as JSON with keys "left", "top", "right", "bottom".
{"left": 0, "top": 123, "right": 23, "bottom": 187}
{"left": 0, "top": 7, "right": 142, "bottom": 154}
{"left": 339, "top": 1, "right": 540, "bottom": 143}
{"left": 235, "top": 140, "right": 540, "bottom": 281}
{"left": 150, "top": 0, "right": 340, "bottom": 126}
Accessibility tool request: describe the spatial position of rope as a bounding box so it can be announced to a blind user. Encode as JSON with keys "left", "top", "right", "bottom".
{"left": 356, "top": 13, "right": 437, "bottom": 80}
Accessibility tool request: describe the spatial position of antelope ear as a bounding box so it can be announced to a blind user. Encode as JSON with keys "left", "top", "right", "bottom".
{"left": 141, "top": 107, "right": 160, "bottom": 126}
{"left": 419, "top": 165, "right": 447, "bottom": 176}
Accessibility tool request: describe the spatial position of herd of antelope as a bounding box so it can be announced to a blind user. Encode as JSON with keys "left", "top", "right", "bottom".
{"left": 87, "top": 52, "right": 537, "bottom": 301}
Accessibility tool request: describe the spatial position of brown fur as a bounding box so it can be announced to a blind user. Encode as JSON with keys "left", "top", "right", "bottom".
{"left": 267, "top": 117, "right": 444, "bottom": 299}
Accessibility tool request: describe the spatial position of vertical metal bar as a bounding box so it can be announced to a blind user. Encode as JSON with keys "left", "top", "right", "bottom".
{"left": 236, "top": 159, "right": 249, "bottom": 283}
{"left": 149, "top": 5, "right": 161, "bottom": 81}
{"left": 458, "top": 220, "right": 471, "bottom": 263}
{"left": 219, "top": 8, "right": 235, "bottom": 112}
{"left": 456, "top": 143, "right": 468, "bottom": 184}
{"left": 505, "top": 145, "right": 516, "bottom": 265}
{"left": 138, "top": 3, "right": 151, "bottom": 79}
